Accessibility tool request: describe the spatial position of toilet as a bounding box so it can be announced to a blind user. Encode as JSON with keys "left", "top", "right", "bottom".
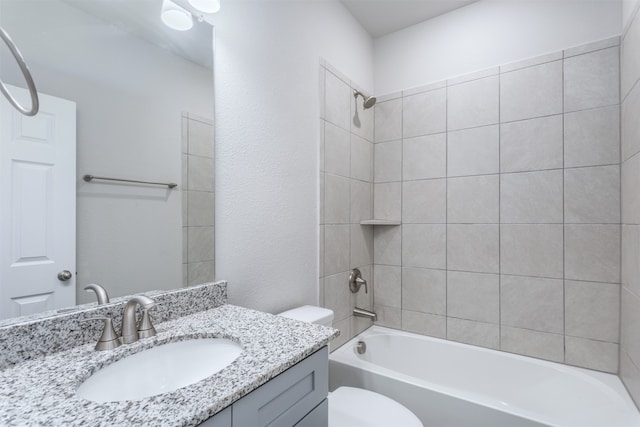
{"left": 278, "top": 305, "right": 423, "bottom": 427}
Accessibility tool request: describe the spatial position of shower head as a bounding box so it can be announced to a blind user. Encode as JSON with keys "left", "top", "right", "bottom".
{"left": 354, "top": 90, "right": 377, "bottom": 109}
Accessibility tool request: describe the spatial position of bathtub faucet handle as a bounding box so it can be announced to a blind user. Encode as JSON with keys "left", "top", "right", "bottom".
{"left": 349, "top": 268, "right": 368, "bottom": 294}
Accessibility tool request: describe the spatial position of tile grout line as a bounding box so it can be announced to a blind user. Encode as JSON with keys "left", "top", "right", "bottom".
{"left": 562, "top": 54, "right": 567, "bottom": 364}
{"left": 369, "top": 161, "right": 621, "bottom": 185}
{"left": 371, "top": 100, "right": 376, "bottom": 323}
{"left": 349, "top": 84, "right": 354, "bottom": 339}
{"left": 445, "top": 83, "right": 449, "bottom": 340}
{"left": 498, "top": 68, "right": 502, "bottom": 351}
{"left": 617, "top": 36, "right": 624, "bottom": 374}
{"left": 319, "top": 69, "right": 324, "bottom": 302}
{"left": 400, "top": 88, "right": 404, "bottom": 331}
{"left": 368, "top": 264, "right": 618, "bottom": 285}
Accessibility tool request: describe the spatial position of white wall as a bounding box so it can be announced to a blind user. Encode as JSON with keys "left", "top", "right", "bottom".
{"left": 374, "top": 0, "right": 622, "bottom": 95}
{"left": 1, "top": 0, "right": 213, "bottom": 304}
{"left": 213, "top": 0, "right": 373, "bottom": 313}
{"left": 624, "top": 0, "right": 640, "bottom": 28}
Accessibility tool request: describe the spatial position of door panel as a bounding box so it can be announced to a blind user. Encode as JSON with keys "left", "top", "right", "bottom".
{"left": 0, "top": 85, "right": 76, "bottom": 319}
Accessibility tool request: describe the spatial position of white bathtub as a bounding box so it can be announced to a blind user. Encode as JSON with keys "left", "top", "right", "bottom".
{"left": 329, "top": 326, "right": 640, "bottom": 427}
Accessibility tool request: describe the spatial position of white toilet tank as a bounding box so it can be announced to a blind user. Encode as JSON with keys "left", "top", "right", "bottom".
{"left": 278, "top": 305, "right": 334, "bottom": 328}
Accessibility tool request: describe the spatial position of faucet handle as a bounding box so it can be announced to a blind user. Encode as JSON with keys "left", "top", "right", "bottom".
{"left": 349, "top": 268, "right": 368, "bottom": 294}
{"left": 81, "top": 317, "right": 121, "bottom": 351}
{"left": 137, "top": 306, "right": 157, "bottom": 339}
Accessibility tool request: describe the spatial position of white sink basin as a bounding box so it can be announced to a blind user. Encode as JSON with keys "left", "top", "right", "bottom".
{"left": 77, "top": 338, "right": 242, "bottom": 402}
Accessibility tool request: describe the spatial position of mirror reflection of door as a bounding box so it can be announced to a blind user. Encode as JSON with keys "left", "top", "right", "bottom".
{"left": 0, "top": 85, "right": 76, "bottom": 319}
{"left": 0, "top": 0, "right": 214, "bottom": 321}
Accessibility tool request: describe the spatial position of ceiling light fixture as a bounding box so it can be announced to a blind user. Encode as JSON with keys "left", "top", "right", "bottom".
{"left": 188, "top": 0, "right": 221, "bottom": 14}
{"left": 161, "top": 0, "right": 194, "bottom": 31}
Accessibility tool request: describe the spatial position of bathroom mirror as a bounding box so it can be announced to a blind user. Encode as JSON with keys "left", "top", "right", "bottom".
{"left": 0, "top": 0, "right": 214, "bottom": 321}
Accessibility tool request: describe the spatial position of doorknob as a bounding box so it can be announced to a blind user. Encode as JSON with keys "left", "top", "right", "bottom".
{"left": 57, "top": 270, "right": 73, "bottom": 281}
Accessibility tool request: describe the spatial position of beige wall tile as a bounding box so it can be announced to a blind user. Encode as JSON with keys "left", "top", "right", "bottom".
{"left": 565, "top": 224, "right": 620, "bottom": 283}
{"left": 501, "top": 326, "right": 564, "bottom": 363}
{"left": 565, "top": 336, "right": 618, "bottom": 373}
{"left": 500, "top": 225, "right": 563, "bottom": 278}
{"left": 500, "top": 170, "right": 563, "bottom": 223}
{"left": 565, "top": 280, "right": 620, "bottom": 342}
{"left": 447, "top": 75, "right": 499, "bottom": 131}
{"left": 447, "top": 175, "right": 499, "bottom": 224}
{"left": 501, "top": 275, "right": 564, "bottom": 334}
{"left": 374, "top": 98, "right": 402, "bottom": 143}
{"left": 500, "top": 115, "right": 563, "bottom": 173}
{"left": 447, "top": 271, "right": 499, "bottom": 323}
{"left": 403, "top": 88, "right": 446, "bottom": 138}
{"left": 402, "top": 267, "right": 446, "bottom": 315}
{"left": 402, "top": 310, "right": 446, "bottom": 338}
{"left": 564, "top": 47, "right": 620, "bottom": 112}
{"left": 447, "top": 318, "right": 499, "bottom": 350}
{"left": 500, "top": 60, "right": 563, "bottom": 122}
{"left": 403, "top": 179, "right": 446, "bottom": 224}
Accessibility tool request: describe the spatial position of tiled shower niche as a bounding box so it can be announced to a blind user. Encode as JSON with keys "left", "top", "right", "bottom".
{"left": 320, "top": 37, "right": 622, "bottom": 373}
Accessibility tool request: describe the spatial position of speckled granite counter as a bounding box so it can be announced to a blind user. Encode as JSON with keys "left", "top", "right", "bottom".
{"left": 0, "top": 282, "right": 230, "bottom": 370}
{"left": 0, "top": 304, "right": 338, "bottom": 426}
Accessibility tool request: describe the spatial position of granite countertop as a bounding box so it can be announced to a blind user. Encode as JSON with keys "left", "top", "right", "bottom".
{"left": 0, "top": 304, "right": 338, "bottom": 427}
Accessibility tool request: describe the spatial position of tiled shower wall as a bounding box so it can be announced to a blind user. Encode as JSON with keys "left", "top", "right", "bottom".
{"left": 371, "top": 37, "right": 621, "bottom": 373}
{"left": 182, "top": 113, "right": 215, "bottom": 287}
{"left": 620, "top": 2, "right": 640, "bottom": 405}
{"left": 319, "top": 61, "right": 375, "bottom": 349}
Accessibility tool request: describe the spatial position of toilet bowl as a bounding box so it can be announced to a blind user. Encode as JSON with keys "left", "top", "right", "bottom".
{"left": 328, "top": 386, "right": 422, "bottom": 427}
{"left": 278, "top": 305, "right": 423, "bottom": 427}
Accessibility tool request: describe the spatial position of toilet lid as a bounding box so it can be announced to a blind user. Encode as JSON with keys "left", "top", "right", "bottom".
{"left": 328, "top": 387, "right": 423, "bottom": 427}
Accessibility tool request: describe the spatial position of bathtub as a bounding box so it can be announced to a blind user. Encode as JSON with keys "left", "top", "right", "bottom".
{"left": 329, "top": 326, "right": 640, "bottom": 427}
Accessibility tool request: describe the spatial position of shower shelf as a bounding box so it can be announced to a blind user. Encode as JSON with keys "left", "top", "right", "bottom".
{"left": 360, "top": 219, "right": 401, "bottom": 225}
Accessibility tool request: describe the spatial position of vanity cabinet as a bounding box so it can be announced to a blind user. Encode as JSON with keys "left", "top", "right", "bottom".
{"left": 199, "top": 346, "right": 328, "bottom": 427}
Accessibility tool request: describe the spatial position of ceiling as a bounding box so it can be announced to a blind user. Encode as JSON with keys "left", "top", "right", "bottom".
{"left": 63, "top": 0, "right": 478, "bottom": 65}
{"left": 341, "top": 0, "right": 478, "bottom": 38}
{"left": 63, "top": 0, "right": 214, "bottom": 69}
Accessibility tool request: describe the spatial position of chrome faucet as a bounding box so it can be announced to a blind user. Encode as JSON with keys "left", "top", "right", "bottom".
{"left": 121, "top": 295, "right": 156, "bottom": 344}
{"left": 353, "top": 307, "right": 377, "bottom": 321}
{"left": 84, "top": 283, "right": 110, "bottom": 304}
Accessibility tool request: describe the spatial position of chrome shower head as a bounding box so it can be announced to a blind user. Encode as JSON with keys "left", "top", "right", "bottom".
{"left": 363, "top": 94, "right": 377, "bottom": 109}
{"left": 354, "top": 90, "right": 377, "bottom": 110}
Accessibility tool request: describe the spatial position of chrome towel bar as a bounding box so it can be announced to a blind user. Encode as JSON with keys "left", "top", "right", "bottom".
{"left": 83, "top": 174, "right": 177, "bottom": 189}
{"left": 0, "top": 26, "right": 39, "bottom": 116}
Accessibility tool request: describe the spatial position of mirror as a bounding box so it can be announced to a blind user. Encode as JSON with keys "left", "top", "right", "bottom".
{"left": 0, "top": 0, "right": 215, "bottom": 320}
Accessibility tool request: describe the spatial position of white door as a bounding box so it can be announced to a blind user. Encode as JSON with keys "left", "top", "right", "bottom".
{"left": 0, "top": 84, "right": 76, "bottom": 319}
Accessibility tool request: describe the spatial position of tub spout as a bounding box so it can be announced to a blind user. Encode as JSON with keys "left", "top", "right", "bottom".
{"left": 353, "top": 307, "right": 377, "bottom": 321}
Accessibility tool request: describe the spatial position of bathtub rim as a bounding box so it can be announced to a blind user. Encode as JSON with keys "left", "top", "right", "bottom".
{"left": 330, "top": 325, "right": 639, "bottom": 427}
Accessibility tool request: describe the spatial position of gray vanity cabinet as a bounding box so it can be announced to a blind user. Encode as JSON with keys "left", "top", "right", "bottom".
{"left": 199, "top": 346, "right": 328, "bottom": 427}
{"left": 201, "top": 407, "right": 232, "bottom": 427}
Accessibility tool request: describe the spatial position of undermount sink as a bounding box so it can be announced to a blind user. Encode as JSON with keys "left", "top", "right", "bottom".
{"left": 77, "top": 338, "right": 242, "bottom": 402}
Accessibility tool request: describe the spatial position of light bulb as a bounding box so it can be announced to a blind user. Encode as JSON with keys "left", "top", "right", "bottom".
{"left": 161, "top": 0, "right": 194, "bottom": 31}
{"left": 188, "top": 0, "right": 221, "bottom": 14}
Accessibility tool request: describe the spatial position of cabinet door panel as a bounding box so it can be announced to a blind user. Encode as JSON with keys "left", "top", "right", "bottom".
{"left": 233, "top": 347, "right": 328, "bottom": 427}
{"left": 198, "top": 406, "right": 231, "bottom": 427}
{"left": 295, "top": 400, "right": 328, "bottom": 427}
